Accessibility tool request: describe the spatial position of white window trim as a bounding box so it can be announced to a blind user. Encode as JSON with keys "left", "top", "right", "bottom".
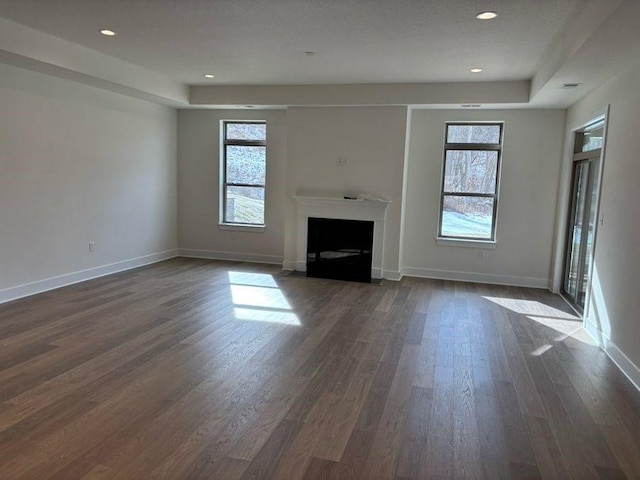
{"left": 219, "top": 120, "right": 267, "bottom": 229}
{"left": 218, "top": 223, "right": 265, "bottom": 232}
{"left": 435, "top": 237, "right": 496, "bottom": 248}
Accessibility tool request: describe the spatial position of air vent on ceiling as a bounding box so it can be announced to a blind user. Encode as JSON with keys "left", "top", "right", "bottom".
{"left": 561, "top": 83, "right": 582, "bottom": 89}
{"left": 461, "top": 104, "right": 482, "bottom": 108}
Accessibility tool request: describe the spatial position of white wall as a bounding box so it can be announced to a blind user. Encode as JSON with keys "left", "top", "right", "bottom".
{"left": 402, "top": 109, "right": 566, "bottom": 287}
{"left": 177, "top": 109, "right": 287, "bottom": 263}
{"left": 564, "top": 60, "right": 640, "bottom": 383}
{"left": 190, "top": 81, "right": 530, "bottom": 107}
{"left": 177, "top": 107, "right": 407, "bottom": 275}
{"left": 0, "top": 64, "right": 177, "bottom": 298}
{"left": 284, "top": 106, "right": 408, "bottom": 277}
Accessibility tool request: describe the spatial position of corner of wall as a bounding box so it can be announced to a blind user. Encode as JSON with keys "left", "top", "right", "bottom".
{"left": 584, "top": 320, "right": 640, "bottom": 393}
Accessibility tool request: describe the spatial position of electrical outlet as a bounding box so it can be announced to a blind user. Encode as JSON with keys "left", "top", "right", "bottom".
{"left": 89, "top": 242, "right": 95, "bottom": 252}
{"left": 336, "top": 157, "right": 347, "bottom": 166}
{"left": 478, "top": 250, "right": 484, "bottom": 259}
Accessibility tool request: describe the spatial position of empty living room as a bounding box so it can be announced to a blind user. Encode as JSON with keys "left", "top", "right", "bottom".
{"left": 2, "top": 0, "right": 640, "bottom": 478}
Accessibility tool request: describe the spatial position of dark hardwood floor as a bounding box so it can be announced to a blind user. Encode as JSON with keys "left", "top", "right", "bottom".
{"left": 1, "top": 258, "right": 639, "bottom": 479}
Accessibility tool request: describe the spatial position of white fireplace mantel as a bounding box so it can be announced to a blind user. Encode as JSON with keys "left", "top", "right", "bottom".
{"left": 293, "top": 194, "right": 390, "bottom": 279}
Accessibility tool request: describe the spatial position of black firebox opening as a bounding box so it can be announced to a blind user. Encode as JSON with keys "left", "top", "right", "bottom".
{"left": 306, "top": 217, "right": 374, "bottom": 283}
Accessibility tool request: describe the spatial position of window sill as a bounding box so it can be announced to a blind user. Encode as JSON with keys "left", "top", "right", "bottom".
{"left": 436, "top": 237, "right": 496, "bottom": 249}
{"left": 219, "top": 223, "right": 265, "bottom": 233}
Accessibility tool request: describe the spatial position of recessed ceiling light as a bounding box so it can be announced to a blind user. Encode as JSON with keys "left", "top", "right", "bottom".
{"left": 476, "top": 11, "right": 498, "bottom": 20}
{"left": 99, "top": 29, "right": 116, "bottom": 36}
{"left": 203, "top": 74, "right": 215, "bottom": 79}
{"left": 304, "top": 51, "right": 315, "bottom": 56}
{"left": 470, "top": 68, "right": 483, "bottom": 73}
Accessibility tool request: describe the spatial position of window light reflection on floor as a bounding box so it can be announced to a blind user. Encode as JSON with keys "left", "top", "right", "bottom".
{"left": 482, "top": 296, "right": 595, "bottom": 356}
{"left": 230, "top": 284, "right": 292, "bottom": 310}
{"left": 233, "top": 308, "right": 300, "bottom": 325}
{"left": 482, "top": 297, "right": 579, "bottom": 320}
{"left": 228, "top": 271, "right": 278, "bottom": 288}
{"left": 530, "top": 344, "right": 554, "bottom": 356}
{"left": 228, "top": 272, "right": 300, "bottom": 326}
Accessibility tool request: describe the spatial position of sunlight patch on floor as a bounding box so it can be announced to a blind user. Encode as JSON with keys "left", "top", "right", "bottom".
{"left": 525, "top": 315, "right": 583, "bottom": 338}
{"left": 530, "top": 344, "right": 554, "bottom": 356}
{"left": 228, "top": 271, "right": 278, "bottom": 288}
{"left": 233, "top": 307, "right": 300, "bottom": 325}
{"left": 228, "top": 272, "right": 300, "bottom": 326}
{"left": 482, "top": 296, "right": 596, "bottom": 353}
{"left": 482, "top": 297, "right": 579, "bottom": 320}
{"left": 230, "top": 285, "right": 292, "bottom": 310}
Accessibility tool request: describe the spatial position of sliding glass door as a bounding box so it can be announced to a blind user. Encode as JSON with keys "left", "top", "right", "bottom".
{"left": 562, "top": 120, "right": 604, "bottom": 312}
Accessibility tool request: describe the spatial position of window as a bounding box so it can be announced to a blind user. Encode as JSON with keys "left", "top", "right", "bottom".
{"left": 221, "top": 121, "right": 266, "bottom": 226}
{"left": 439, "top": 123, "right": 503, "bottom": 241}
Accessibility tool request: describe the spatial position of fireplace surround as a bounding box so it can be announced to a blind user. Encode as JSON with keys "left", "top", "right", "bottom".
{"left": 292, "top": 194, "right": 390, "bottom": 280}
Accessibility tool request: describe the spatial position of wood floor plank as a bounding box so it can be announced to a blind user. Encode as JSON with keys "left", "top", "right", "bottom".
{"left": 0, "top": 258, "right": 638, "bottom": 479}
{"left": 471, "top": 343, "right": 510, "bottom": 479}
{"left": 302, "top": 457, "right": 339, "bottom": 480}
{"left": 362, "top": 343, "right": 419, "bottom": 479}
{"left": 524, "top": 415, "right": 571, "bottom": 479}
{"left": 506, "top": 352, "right": 547, "bottom": 419}
{"left": 494, "top": 380, "right": 539, "bottom": 467}
{"left": 525, "top": 353, "right": 600, "bottom": 479}
{"left": 238, "top": 419, "right": 302, "bottom": 480}
{"left": 453, "top": 413, "right": 483, "bottom": 480}
{"left": 422, "top": 433, "right": 454, "bottom": 479}
{"left": 313, "top": 368, "right": 375, "bottom": 461}
{"left": 395, "top": 386, "right": 432, "bottom": 479}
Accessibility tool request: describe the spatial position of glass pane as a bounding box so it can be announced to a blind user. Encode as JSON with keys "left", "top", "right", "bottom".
{"left": 441, "top": 196, "right": 494, "bottom": 239}
{"left": 226, "top": 146, "right": 266, "bottom": 185}
{"left": 581, "top": 123, "right": 604, "bottom": 152}
{"left": 567, "top": 158, "right": 599, "bottom": 308}
{"left": 564, "top": 162, "right": 590, "bottom": 300}
{"left": 578, "top": 159, "right": 600, "bottom": 308}
{"left": 226, "top": 123, "right": 266, "bottom": 141}
{"left": 578, "top": 161, "right": 599, "bottom": 306}
{"left": 447, "top": 124, "right": 501, "bottom": 144}
{"left": 225, "top": 186, "right": 264, "bottom": 224}
{"left": 444, "top": 150, "right": 498, "bottom": 194}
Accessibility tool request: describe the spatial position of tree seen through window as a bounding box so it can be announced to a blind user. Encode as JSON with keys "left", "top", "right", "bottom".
{"left": 439, "top": 123, "right": 503, "bottom": 240}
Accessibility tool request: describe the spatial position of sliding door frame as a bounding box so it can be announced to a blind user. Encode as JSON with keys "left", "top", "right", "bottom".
{"left": 561, "top": 153, "right": 600, "bottom": 312}
{"left": 551, "top": 106, "right": 609, "bottom": 324}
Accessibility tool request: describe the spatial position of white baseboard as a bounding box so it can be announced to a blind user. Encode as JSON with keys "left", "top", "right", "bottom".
{"left": 584, "top": 321, "right": 640, "bottom": 393}
{"left": 282, "top": 260, "right": 297, "bottom": 271}
{"left": 400, "top": 267, "right": 549, "bottom": 289}
{"left": 179, "top": 249, "right": 283, "bottom": 265}
{"left": 0, "top": 249, "right": 178, "bottom": 305}
{"left": 383, "top": 270, "right": 403, "bottom": 281}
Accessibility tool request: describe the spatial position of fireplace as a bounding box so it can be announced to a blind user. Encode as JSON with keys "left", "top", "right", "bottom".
{"left": 292, "top": 194, "right": 390, "bottom": 280}
{"left": 307, "top": 217, "right": 374, "bottom": 283}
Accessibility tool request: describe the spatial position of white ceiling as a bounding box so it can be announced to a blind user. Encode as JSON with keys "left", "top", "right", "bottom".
{"left": 0, "top": 0, "right": 586, "bottom": 85}
{"left": 1, "top": 0, "right": 640, "bottom": 108}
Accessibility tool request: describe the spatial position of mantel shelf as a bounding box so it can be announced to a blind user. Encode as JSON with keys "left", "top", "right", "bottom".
{"left": 293, "top": 195, "right": 391, "bottom": 208}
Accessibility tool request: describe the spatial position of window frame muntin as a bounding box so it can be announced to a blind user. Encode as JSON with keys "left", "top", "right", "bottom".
{"left": 221, "top": 120, "right": 267, "bottom": 226}
{"left": 438, "top": 122, "right": 504, "bottom": 242}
